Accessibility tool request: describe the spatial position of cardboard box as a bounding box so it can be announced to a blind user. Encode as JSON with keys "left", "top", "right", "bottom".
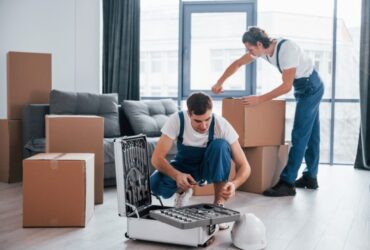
{"left": 222, "top": 99, "right": 286, "bottom": 147}
{"left": 238, "top": 144, "right": 290, "bottom": 194}
{"left": 7, "top": 52, "right": 52, "bottom": 119}
{"left": 23, "top": 153, "right": 94, "bottom": 227}
{"left": 193, "top": 161, "right": 237, "bottom": 196}
{"left": 0, "top": 120, "right": 23, "bottom": 183}
{"left": 46, "top": 115, "right": 104, "bottom": 204}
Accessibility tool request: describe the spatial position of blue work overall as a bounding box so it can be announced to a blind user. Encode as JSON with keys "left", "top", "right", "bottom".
{"left": 274, "top": 40, "right": 324, "bottom": 184}
{"left": 280, "top": 70, "right": 324, "bottom": 183}
{"left": 150, "top": 111, "right": 232, "bottom": 198}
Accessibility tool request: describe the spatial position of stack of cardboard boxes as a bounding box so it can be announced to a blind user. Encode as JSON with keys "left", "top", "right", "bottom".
{"left": 0, "top": 51, "right": 96, "bottom": 227}
{"left": 193, "top": 98, "right": 289, "bottom": 196}
{"left": 222, "top": 98, "right": 289, "bottom": 194}
{"left": 0, "top": 51, "right": 51, "bottom": 183}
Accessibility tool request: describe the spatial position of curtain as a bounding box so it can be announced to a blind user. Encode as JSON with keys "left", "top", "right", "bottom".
{"left": 355, "top": 0, "right": 370, "bottom": 170}
{"left": 102, "top": 0, "right": 140, "bottom": 102}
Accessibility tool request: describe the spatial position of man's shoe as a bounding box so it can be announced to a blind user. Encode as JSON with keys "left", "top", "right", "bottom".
{"left": 295, "top": 175, "right": 318, "bottom": 189}
{"left": 263, "top": 180, "right": 296, "bottom": 197}
{"left": 174, "top": 188, "right": 193, "bottom": 208}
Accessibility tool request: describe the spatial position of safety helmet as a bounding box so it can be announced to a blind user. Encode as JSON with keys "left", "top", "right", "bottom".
{"left": 231, "top": 213, "right": 267, "bottom": 250}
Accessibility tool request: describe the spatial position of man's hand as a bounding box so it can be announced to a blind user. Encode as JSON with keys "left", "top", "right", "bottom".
{"left": 175, "top": 172, "right": 196, "bottom": 191}
{"left": 220, "top": 181, "right": 236, "bottom": 200}
{"left": 211, "top": 83, "right": 224, "bottom": 94}
{"left": 242, "top": 95, "right": 261, "bottom": 106}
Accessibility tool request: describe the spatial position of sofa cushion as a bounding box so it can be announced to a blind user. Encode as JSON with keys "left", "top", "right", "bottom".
{"left": 122, "top": 99, "right": 178, "bottom": 137}
{"left": 49, "top": 89, "right": 120, "bottom": 137}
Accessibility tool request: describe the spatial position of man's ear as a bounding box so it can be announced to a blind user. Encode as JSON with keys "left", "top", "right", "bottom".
{"left": 256, "top": 41, "right": 263, "bottom": 48}
{"left": 187, "top": 110, "right": 192, "bottom": 117}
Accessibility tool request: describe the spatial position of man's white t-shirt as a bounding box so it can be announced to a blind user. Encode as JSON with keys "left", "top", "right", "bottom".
{"left": 161, "top": 111, "right": 239, "bottom": 148}
{"left": 262, "top": 38, "right": 314, "bottom": 79}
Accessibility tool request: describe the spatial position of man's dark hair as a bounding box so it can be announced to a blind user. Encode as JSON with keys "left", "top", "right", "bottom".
{"left": 186, "top": 92, "right": 213, "bottom": 115}
{"left": 242, "top": 26, "right": 272, "bottom": 48}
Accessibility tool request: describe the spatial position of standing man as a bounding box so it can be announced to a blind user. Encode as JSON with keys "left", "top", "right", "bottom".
{"left": 150, "top": 92, "right": 250, "bottom": 209}
{"left": 212, "top": 27, "right": 324, "bottom": 197}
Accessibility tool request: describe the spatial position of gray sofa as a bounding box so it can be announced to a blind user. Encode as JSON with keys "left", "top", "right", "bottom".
{"left": 22, "top": 89, "right": 178, "bottom": 186}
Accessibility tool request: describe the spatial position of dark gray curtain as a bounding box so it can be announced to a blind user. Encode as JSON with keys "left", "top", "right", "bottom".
{"left": 355, "top": 0, "right": 370, "bottom": 170}
{"left": 102, "top": 0, "right": 140, "bottom": 102}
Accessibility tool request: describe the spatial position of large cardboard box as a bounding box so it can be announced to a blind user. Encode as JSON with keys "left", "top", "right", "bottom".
{"left": 222, "top": 99, "right": 286, "bottom": 147}
{"left": 23, "top": 153, "right": 94, "bottom": 227}
{"left": 0, "top": 120, "right": 23, "bottom": 183}
{"left": 7, "top": 52, "right": 52, "bottom": 119}
{"left": 238, "top": 144, "right": 290, "bottom": 194}
{"left": 193, "top": 161, "right": 237, "bottom": 196}
{"left": 46, "top": 115, "right": 104, "bottom": 204}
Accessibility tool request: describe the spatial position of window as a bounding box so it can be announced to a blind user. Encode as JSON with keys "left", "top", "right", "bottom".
{"left": 181, "top": 1, "right": 256, "bottom": 98}
{"left": 139, "top": 0, "right": 361, "bottom": 164}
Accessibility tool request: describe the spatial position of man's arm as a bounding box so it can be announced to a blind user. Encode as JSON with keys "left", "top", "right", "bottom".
{"left": 212, "top": 53, "right": 255, "bottom": 94}
{"left": 151, "top": 134, "right": 196, "bottom": 191}
{"left": 242, "top": 67, "right": 296, "bottom": 105}
{"left": 219, "top": 140, "right": 251, "bottom": 200}
{"left": 230, "top": 140, "right": 250, "bottom": 188}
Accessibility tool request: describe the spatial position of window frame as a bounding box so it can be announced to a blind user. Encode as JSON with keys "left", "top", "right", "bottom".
{"left": 179, "top": 0, "right": 257, "bottom": 100}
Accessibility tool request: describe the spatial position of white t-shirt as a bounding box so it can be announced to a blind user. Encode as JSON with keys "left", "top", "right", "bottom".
{"left": 161, "top": 111, "right": 239, "bottom": 148}
{"left": 262, "top": 38, "right": 314, "bottom": 78}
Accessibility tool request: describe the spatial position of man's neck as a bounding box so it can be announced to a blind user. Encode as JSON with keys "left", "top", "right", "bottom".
{"left": 266, "top": 39, "right": 277, "bottom": 57}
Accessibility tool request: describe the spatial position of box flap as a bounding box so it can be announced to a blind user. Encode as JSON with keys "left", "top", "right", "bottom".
{"left": 26, "top": 153, "right": 64, "bottom": 160}
{"left": 59, "top": 153, "right": 95, "bottom": 161}
{"left": 114, "top": 135, "right": 152, "bottom": 217}
{"left": 26, "top": 153, "right": 94, "bottom": 161}
{"left": 47, "top": 115, "right": 102, "bottom": 119}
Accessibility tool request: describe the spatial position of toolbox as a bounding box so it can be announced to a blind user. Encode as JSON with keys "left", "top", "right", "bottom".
{"left": 114, "top": 135, "right": 240, "bottom": 247}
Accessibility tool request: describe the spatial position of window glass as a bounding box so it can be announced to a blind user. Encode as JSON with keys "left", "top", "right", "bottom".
{"left": 140, "top": 0, "right": 179, "bottom": 97}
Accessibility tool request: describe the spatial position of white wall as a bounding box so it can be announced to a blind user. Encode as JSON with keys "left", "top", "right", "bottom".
{"left": 0, "top": 0, "right": 101, "bottom": 119}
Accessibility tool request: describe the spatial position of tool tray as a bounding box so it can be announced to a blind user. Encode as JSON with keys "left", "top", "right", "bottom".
{"left": 150, "top": 203, "right": 240, "bottom": 229}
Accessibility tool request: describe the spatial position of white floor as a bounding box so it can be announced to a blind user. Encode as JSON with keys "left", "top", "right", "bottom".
{"left": 1, "top": 164, "right": 370, "bottom": 250}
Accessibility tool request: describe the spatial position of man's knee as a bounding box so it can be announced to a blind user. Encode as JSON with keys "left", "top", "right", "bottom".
{"left": 150, "top": 171, "right": 177, "bottom": 199}
{"left": 207, "top": 139, "right": 230, "bottom": 153}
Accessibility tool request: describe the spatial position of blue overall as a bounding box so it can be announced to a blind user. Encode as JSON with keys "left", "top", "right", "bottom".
{"left": 274, "top": 40, "right": 324, "bottom": 184}
{"left": 150, "top": 111, "right": 232, "bottom": 198}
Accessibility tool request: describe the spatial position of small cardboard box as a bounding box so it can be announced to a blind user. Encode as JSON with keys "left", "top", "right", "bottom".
{"left": 46, "top": 115, "right": 104, "bottom": 204}
{"left": 222, "top": 99, "right": 286, "bottom": 147}
{"left": 0, "top": 119, "right": 23, "bottom": 183}
{"left": 7, "top": 52, "right": 51, "bottom": 119}
{"left": 193, "top": 161, "right": 236, "bottom": 196}
{"left": 23, "top": 153, "right": 94, "bottom": 227}
{"left": 238, "top": 144, "right": 290, "bottom": 194}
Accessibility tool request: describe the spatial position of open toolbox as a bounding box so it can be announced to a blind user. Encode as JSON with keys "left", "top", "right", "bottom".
{"left": 114, "top": 135, "right": 240, "bottom": 247}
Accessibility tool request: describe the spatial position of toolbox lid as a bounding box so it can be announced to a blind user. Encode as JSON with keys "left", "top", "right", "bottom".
{"left": 114, "top": 135, "right": 152, "bottom": 216}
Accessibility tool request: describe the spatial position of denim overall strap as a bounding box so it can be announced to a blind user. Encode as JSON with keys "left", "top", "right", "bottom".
{"left": 178, "top": 111, "right": 185, "bottom": 144}
{"left": 276, "top": 39, "right": 287, "bottom": 73}
{"left": 265, "top": 39, "right": 287, "bottom": 73}
{"left": 207, "top": 114, "right": 215, "bottom": 145}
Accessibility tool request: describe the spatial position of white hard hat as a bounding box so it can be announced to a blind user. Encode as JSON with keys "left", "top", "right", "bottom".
{"left": 231, "top": 213, "right": 267, "bottom": 250}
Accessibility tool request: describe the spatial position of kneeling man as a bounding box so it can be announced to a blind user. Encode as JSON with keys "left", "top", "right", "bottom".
{"left": 150, "top": 92, "right": 250, "bottom": 211}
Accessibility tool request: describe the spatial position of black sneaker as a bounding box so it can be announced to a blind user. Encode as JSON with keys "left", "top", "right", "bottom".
{"left": 263, "top": 180, "right": 296, "bottom": 197}
{"left": 295, "top": 175, "right": 318, "bottom": 189}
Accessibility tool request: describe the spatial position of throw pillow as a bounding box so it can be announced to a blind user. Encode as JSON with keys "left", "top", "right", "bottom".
{"left": 49, "top": 89, "right": 120, "bottom": 137}
{"left": 122, "top": 99, "right": 178, "bottom": 137}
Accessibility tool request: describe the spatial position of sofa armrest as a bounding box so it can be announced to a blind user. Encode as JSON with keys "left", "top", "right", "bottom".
{"left": 22, "top": 104, "right": 50, "bottom": 158}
